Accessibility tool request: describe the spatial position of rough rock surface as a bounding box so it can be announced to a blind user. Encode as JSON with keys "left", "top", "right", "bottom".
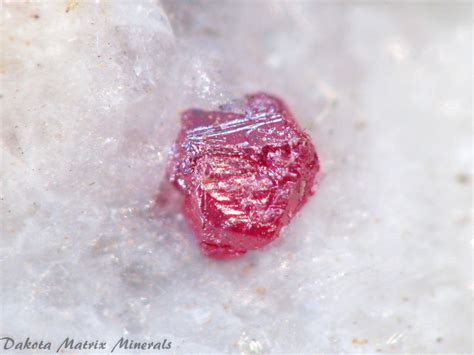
{"left": 0, "top": 1, "right": 471, "bottom": 354}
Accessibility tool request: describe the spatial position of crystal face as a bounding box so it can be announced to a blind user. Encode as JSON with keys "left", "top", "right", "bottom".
{"left": 168, "top": 93, "right": 320, "bottom": 259}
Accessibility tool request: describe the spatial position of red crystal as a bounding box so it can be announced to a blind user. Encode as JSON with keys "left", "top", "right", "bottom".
{"left": 167, "top": 92, "right": 320, "bottom": 259}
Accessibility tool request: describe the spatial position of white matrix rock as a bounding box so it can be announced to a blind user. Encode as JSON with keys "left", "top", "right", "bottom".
{"left": 0, "top": 1, "right": 472, "bottom": 354}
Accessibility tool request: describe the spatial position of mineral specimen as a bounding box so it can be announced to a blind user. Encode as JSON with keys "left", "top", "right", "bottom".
{"left": 168, "top": 93, "right": 320, "bottom": 259}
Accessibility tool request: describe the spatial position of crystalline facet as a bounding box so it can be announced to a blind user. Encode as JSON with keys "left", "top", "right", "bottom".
{"left": 168, "top": 92, "right": 320, "bottom": 259}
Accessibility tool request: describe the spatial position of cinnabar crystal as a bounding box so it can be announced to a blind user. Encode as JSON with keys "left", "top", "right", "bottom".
{"left": 167, "top": 93, "right": 320, "bottom": 259}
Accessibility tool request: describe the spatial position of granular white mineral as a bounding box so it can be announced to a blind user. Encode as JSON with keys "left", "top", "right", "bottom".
{"left": 0, "top": 1, "right": 472, "bottom": 354}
